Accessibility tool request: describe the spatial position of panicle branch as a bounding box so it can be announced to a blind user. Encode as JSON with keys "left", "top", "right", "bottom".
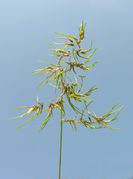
{"left": 15, "top": 21, "right": 123, "bottom": 130}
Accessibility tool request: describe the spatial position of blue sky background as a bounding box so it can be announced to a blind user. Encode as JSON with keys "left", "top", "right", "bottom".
{"left": 0, "top": 0, "right": 133, "bottom": 179}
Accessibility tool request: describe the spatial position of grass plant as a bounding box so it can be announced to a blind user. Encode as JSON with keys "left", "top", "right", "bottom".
{"left": 15, "top": 21, "right": 123, "bottom": 179}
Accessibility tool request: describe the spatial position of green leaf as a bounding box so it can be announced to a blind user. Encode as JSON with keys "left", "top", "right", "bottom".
{"left": 103, "top": 104, "right": 124, "bottom": 120}
{"left": 39, "top": 114, "right": 51, "bottom": 130}
{"left": 17, "top": 115, "right": 37, "bottom": 129}
{"left": 82, "top": 86, "right": 98, "bottom": 97}
{"left": 86, "top": 62, "right": 98, "bottom": 70}
{"left": 66, "top": 95, "right": 82, "bottom": 114}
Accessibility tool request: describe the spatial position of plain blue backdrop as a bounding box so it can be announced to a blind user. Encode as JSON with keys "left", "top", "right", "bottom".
{"left": 0, "top": 0, "right": 133, "bottom": 179}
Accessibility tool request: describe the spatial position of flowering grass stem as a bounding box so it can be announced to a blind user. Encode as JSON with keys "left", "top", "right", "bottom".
{"left": 14, "top": 21, "right": 123, "bottom": 179}
{"left": 58, "top": 111, "right": 63, "bottom": 179}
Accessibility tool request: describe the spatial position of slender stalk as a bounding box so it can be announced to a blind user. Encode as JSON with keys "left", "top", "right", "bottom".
{"left": 58, "top": 111, "right": 63, "bottom": 179}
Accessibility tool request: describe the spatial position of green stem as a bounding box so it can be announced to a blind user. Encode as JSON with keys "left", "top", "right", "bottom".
{"left": 58, "top": 111, "right": 63, "bottom": 179}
